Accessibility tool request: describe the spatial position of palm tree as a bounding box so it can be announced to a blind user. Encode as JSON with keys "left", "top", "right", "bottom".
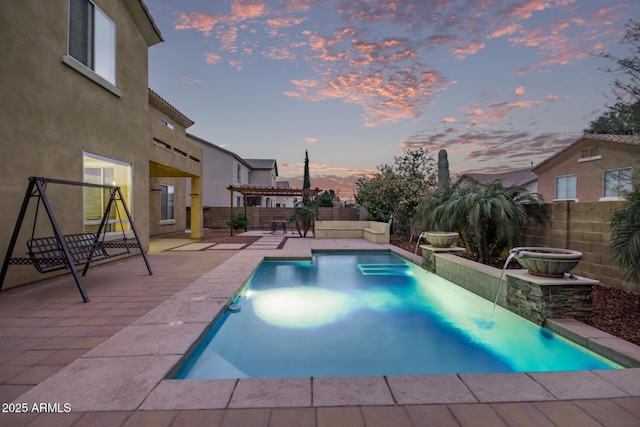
{"left": 610, "top": 186, "right": 640, "bottom": 289}
{"left": 421, "top": 176, "right": 548, "bottom": 264}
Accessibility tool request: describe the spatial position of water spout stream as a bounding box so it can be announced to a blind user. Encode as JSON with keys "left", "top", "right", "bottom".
{"left": 493, "top": 249, "right": 520, "bottom": 311}
{"left": 414, "top": 233, "right": 425, "bottom": 264}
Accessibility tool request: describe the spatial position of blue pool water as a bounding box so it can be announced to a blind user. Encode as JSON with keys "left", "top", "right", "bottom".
{"left": 174, "top": 252, "right": 619, "bottom": 379}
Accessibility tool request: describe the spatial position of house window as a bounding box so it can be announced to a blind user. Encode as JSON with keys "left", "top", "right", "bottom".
{"left": 236, "top": 164, "right": 242, "bottom": 182}
{"left": 555, "top": 175, "right": 577, "bottom": 200}
{"left": 580, "top": 147, "right": 598, "bottom": 158}
{"left": 83, "top": 152, "right": 131, "bottom": 233}
{"left": 236, "top": 196, "right": 242, "bottom": 207}
{"left": 160, "top": 185, "right": 174, "bottom": 220}
{"left": 68, "top": 0, "right": 116, "bottom": 85}
{"left": 604, "top": 167, "right": 632, "bottom": 198}
{"left": 159, "top": 118, "right": 174, "bottom": 130}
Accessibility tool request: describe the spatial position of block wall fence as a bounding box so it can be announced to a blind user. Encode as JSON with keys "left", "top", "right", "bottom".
{"left": 523, "top": 200, "right": 632, "bottom": 292}
{"left": 186, "top": 207, "right": 358, "bottom": 230}
{"left": 182, "top": 201, "right": 634, "bottom": 292}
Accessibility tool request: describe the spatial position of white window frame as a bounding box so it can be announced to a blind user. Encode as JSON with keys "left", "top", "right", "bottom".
{"left": 160, "top": 184, "right": 175, "bottom": 224}
{"left": 601, "top": 167, "right": 633, "bottom": 200}
{"left": 83, "top": 152, "right": 132, "bottom": 235}
{"left": 64, "top": 0, "right": 120, "bottom": 96}
{"left": 555, "top": 174, "right": 577, "bottom": 201}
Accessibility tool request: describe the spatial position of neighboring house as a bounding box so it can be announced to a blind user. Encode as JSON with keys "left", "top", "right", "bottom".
{"left": 274, "top": 181, "right": 295, "bottom": 207}
{"left": 186, "top": 135, "right": 281, "bottom": 208}
{"left": 245, "top": 159, "right": 279, "bottom": 207}
{"left": 463, "top": 168, "right": 538, "bottom": 193}
{"left": 0, "top": 0, "right": 203, "bottom": 290}
{"left": 533, "top": 134, "right": 640, "bottom": 203}
{"left": 187, "top": 134, "right": 252, "bottom": 208}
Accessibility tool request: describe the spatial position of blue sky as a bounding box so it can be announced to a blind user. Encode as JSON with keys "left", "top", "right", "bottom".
{"left": 145, "top": 0, "right": 639, "bottom": 197}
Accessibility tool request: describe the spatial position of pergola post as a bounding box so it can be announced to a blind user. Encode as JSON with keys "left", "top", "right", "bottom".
{"left": 243, "top": 195, "right": 248, "bottom": 232}
{"left": 229, "top": 189, "right": 234, "bottom": 236}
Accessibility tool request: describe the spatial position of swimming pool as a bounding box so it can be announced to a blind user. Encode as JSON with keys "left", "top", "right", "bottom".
{"left": 174, "top": 252, "right": 619, "bottom": 379}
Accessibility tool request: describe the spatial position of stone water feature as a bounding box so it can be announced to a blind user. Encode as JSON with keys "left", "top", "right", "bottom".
{"left": 423, "top": 231, "right": 459, "bottom": 248}
{"left": 421, "top": 245, "right": 597, "bottom": 325}
{"left": 511, "top": 247, "right": 583, "bottom": 278}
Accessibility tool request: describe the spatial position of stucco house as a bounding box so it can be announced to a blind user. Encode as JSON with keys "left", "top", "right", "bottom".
{"left": 0, "top": 0, "right": 203, "bottom": 290}
{"left": 245, "top": 159, "right": 279, "bottom": 207}
{"left": 274, "top": 181, "right": 295, "bottom": 207}
{"left": 186, "top": 134, "right": 252, "bottom": 208}
{"left": 533, "top": 134, "right": 640, "bottom": 203}
{"left": 186, "top": 135, "right": 280, "bottom": 209}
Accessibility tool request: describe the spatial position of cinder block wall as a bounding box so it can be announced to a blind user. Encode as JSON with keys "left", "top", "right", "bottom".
{"left": 523, "top": 201, "right": 631, "bottom": 291}
{"left": 188, "top": 207, "right": 358, "bottom": 229}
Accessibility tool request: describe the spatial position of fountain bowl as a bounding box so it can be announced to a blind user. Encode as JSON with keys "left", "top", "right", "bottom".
{"left": 424, "top": 231, "right": 459, "bottom": 248}
{"left": 512, "top": 247, "right": 583, "bottom": 278}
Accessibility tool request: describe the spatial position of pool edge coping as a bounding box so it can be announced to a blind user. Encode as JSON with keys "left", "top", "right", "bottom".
{"left": 13, "top": 240, "right": 640, "bottom": 412}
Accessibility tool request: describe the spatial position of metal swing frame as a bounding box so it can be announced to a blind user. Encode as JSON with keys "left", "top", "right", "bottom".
{"left": 0, "top": 177, "right": 152, "bottom": 302}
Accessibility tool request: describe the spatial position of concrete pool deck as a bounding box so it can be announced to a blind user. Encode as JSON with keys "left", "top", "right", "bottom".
{"left": 0, "top": 236, "right": 639, "bottom": 426}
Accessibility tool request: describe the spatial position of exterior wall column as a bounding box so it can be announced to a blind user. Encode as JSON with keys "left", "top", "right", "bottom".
{"left": 190, "top": 176, "right": 203, "bottom": 239}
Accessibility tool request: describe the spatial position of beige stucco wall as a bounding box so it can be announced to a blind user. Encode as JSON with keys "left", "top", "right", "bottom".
{"left": 149, "top": 177, "right": 188, "bottom": 236}
{"left": 535, "top": 138, "right": 640, "bottom": 203}
{"left": 147, "top": 100, "right": 201, "bottom": 237}
{"left": 0, "top": 1, "right": 155, "bottom": 289}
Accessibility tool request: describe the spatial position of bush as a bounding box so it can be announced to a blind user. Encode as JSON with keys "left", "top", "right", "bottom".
{"left": 228, "top": 213, "right": 248, "bottom": 231}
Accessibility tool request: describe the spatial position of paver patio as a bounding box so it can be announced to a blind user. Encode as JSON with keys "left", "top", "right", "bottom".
{"left": 0, "top": 235, "right": 639, "bottom": 426}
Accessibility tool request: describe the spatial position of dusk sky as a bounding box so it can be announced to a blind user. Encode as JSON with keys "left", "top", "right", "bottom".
{"left": 145, "top": 0, "right": 639, "bottom": 197}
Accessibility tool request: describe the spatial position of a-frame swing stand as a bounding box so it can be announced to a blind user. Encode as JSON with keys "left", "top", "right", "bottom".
{"left": 0, "top": 177, "right": 152, "bottom": 302}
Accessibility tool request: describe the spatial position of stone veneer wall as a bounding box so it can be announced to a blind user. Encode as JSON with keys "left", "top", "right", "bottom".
{"left": 506, "top": 274, "right": 595, "bottom": 325}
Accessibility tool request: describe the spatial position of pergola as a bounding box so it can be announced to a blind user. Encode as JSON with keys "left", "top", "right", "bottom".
{"left": 226, "top": 185, "right": 321, "bottom": 235}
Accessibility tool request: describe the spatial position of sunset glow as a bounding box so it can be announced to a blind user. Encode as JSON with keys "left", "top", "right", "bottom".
{"left": 147, "top": 0, "right": 639, "bottom": 198}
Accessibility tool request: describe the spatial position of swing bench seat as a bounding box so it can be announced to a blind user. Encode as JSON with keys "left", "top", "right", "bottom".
{"left": 26, "top": 232, "right": 133, "bottom": 274}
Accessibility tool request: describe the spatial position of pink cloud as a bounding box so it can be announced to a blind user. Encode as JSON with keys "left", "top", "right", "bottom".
{"left": 266, "top": 17, "right": 306, "bottom": 29}
{"left": 498, "top": 0, "right": 574, "bottom": 21}
{"left": 175, "top": 12, "right": 222, "bottom": 37}
{"left": 173, "top": 0, "right": 632, "bottom": 129}
{"left": 453, "top": 40, "right": 485, "bottom": 60}
{"left": 204, "top": 53, "right": 222, "bottom": 64}
{"left": 489, "top": 23, "right": 521, "bottom": 38}
{"left": 262, "top": 46, "right": 296, "bottom": 60}
{"left": 231, "top": 0, "right": 266, "bottom": 20}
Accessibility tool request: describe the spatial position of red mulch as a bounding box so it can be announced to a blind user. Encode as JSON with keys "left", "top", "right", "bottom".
{"left": 392, "top": 234, "right": 640, "bottom": 346}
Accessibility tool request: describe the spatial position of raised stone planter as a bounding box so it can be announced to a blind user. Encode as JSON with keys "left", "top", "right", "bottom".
{"left": 423, "top": 232, "right": 458, "bottom": 248}
{"left": 512, "top": 247, "right": 583, "bottom": 278}
{"left": 421, "top": 250, "right": 597, "bottom": 325}
{"left": 505, "top": 270, "right": 598, "bottom": 325}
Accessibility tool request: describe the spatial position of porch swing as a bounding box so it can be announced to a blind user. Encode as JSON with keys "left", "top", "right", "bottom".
{"left": 0, "top": 177, "right": 152, "bottom": 302}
